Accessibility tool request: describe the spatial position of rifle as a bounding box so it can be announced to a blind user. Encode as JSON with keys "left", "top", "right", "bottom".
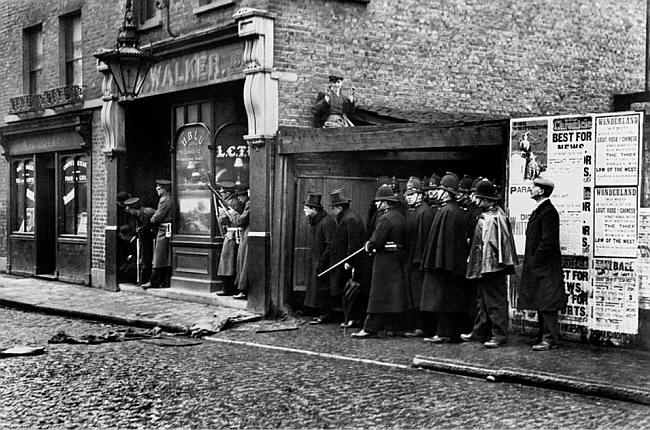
{"left": 317, "top": 246, "right": 365, "bottom": 278}
{"left": 136, "top": 236, "right": 141, "bottom": 284}
{"left": 204, "top": 172, "right": 237, "bottom": 228}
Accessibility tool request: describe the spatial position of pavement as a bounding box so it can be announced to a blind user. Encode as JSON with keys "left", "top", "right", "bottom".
{"left": 1, "top": 273, "right": 650, "bottom": 407}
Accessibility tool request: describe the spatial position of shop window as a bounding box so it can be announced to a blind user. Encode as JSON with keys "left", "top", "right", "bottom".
{"left": 12, "top": 159, "right": 35, "bottom": 233}
{"left": 24, "top": 25, "right": 43, "bottom": 94}
{"left": 61, "top": 155, "right": 88, "bottom": 236}
{"left": 62, "top": 13, "right": 82, "bottom": 87}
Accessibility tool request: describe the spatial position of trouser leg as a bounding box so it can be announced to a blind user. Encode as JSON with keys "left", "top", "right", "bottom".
{"left": 539, "top": 311, "right": 559, "bottom": 344}
{"left": 470, "top": 283, "right": 491, "bottom": 340}
{"left": 481, "top": 272, "right": 509, "bottom": 342}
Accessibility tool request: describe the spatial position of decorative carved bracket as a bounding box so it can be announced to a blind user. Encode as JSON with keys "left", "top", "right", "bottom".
{"left": 233, "top": 8, "right": 278, "bottom": 143}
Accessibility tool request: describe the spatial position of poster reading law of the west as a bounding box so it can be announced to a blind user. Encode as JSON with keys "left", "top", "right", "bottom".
{"left": 592, "top": 258, "right": 638, "bottom": 334}
{"left": 594, "top": 114, "right": 641, "bottom": 187}
{"left": 593, "top": 186, "right": 638, "bottom": 258}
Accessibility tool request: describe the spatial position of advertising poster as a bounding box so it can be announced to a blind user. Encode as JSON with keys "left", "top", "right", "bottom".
{"left": 594, "top": 186, "right": 638, "bottom": 258}
{"left": 547, "top": 116, "right": 594, "bottom": 255}
{"left": 559, "top": 255, "right": 590, "bottom": 326}
{"left": 594, "top": 114, "right": 641, "bottom": 186}
{"left": 508, "top": 118, "right": 548, "bottom": 252}
{"left": 592, "top": 258, "right": 638, "bottom": 334}
{"left": 638, "top": 209, "right": 650, "bottom": 309}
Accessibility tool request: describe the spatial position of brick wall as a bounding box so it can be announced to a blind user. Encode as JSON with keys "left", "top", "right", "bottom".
{"left": 91, "top": 109, "right": 105, "bottom": 270}
{"left": 271, "top": 0, "right": 646, "bottom": 127}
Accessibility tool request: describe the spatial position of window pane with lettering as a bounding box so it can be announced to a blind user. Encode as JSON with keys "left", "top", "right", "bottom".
{"left": 26, "top": 26, "right": 43, "bottom": 94}
{"left": 61, "top": 155, "right": 88, "bottom": 235}
{"left": 64, "top": 13, "right": 82, "bottom": 86}
{"left": 13, "top": 159, "right": 35, "bottom": 233}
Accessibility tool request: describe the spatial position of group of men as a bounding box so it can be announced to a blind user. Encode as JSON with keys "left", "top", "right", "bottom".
{"left": 214, "top": 181, "right": 250, "bottom": 300}
{"left": 116, "top": 179, "right": 251, "bottom": 299}
{"left": 304, "top": 173, "right": 566, "bottom": 351}
{"left": 116, "top": 179, "right": 174, "bottom": 289}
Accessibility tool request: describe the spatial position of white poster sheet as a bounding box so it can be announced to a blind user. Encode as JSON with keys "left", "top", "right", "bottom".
{"left": 638, "top": 209, "right": 650, "bottom": 310}
{"left": 592, "top": 258, "right": 638, "bottom": 334}
{"left": 594, "top": 114, "right": 641, "bottom": 186}
{"left": 594, "top": 186, "right": 638, "bottom": 258}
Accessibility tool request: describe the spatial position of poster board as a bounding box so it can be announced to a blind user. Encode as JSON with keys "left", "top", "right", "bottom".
{"left": 508, "top": 111, "right": 643, "bottom": 335}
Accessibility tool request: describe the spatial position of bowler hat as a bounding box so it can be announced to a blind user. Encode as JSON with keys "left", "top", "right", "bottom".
{"left": 404, "top": 177, "right": 423, "bottom": 195}
{"left": 232, "top": 183, "right": 249, "bottom": 196}
{"left": 438, "top": 172, "right": 459, "bottom": 195}
{"left": 533, "top": 177, "right": 555, "bottom": 194}
{"left": 330, "top": 188, "right": 351, "bottom": 206}
{"left": 216, "top": 181, "right": 235, "bottom": 190}
{"left": 374, "top": 184, "right": 399, "bottom": 202}
{"left": 123, "top": 197, "right": 141, "bottom": 207}
{"left": 458, "top": 175, "right": 474, "bottom": 193}
{"left": 473, "top": 179, "right": 499, "bottom": 201}
{"left": 303, "top": 192, "right": 323, "bottom": 209}
{"left": 155, "top": 179, "right": 171, "bottom": 186}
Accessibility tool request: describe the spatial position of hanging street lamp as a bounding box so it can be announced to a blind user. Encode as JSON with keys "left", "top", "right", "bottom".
{"left": 94, "top": 0, "right": 157, "bottom": 100}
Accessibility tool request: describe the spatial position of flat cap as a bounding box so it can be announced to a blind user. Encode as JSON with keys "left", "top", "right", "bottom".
{"left": 155, "top": 179, "right": 172, "bottom": 186}
{"left": 533, "top": 177, "right": 554, "bottom": 192}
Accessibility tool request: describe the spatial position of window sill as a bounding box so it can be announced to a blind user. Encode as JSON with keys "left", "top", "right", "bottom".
{"left": 193, "top": 0, "right": 235, "bottom": 15}
{"left": 138, "top": 18, "right": 162, "bottom": 31}
{"left": 58, "top": 235, "right": 87, "bottom": 243}
{"left": 10, "top": 232, "right": 34, "bottom": 239}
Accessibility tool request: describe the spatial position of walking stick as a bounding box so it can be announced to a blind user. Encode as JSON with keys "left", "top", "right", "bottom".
{"left": 317, "top": 246, "right": 365, "bottom": 278}
{"left": 136, "top": 236, "right": 141, "bottom": 284}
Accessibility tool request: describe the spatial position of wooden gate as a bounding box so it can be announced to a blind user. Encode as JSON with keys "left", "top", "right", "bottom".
{"left": 292, "top": 175, "right": 376, "bottom": 291}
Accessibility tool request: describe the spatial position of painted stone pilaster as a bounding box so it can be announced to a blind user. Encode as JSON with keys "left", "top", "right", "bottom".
{"left": 233, "top": 8, "right": 278, "bottom": 313}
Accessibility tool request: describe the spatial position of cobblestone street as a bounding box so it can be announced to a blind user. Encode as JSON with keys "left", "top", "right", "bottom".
{"left": 1, "top": 308, "right": 649, "bottom": 429}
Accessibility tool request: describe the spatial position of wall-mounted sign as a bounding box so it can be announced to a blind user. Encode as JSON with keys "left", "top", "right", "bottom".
{"left": 140, "top": 42, "right": 245, "bottom": 98}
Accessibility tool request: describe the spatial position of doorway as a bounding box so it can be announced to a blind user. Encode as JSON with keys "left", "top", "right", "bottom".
{"left": 35, "top": 153, "right": 56, "bottom": 275}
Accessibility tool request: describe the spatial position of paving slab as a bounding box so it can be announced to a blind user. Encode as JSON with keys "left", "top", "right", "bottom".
{"left": 0, "top": 274, "right": 257, "bottom": 333}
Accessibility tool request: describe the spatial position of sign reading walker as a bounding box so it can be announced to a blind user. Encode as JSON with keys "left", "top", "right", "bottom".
{"left": 508, "top": 111, "right": 643, "bottom": 335}
{"left": 139, "top": 42, "right": 245, "bottom": 98}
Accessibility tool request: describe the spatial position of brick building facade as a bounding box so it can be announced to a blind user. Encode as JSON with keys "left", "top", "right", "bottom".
{"left": 0, "top": 0, "right": 647, "bottom": 339}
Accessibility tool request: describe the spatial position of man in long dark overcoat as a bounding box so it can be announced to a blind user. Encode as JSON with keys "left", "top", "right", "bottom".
{"left": 302, "top": 192, "right": 337, "bottom": 324}
{"left": 328, "top": 189, "right": 368, "bottom": 327}
{"left": 420, "top": 172, "right": 470, "bottom": 343}
{"left": 517, "top": 177, "right": 566, "bottom": 351}
{"left": 403, "top": 177, "right": 435, "bottom": 337}
{"left": 351, "top": 185, "right": 409, "bottom": 338}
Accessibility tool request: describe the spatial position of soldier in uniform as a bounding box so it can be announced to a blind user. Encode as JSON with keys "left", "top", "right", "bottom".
{"left": 420, "top": 172, "right": 471, "bottom": 343}
{"left": 143, "top": 179, "right": 173, "bottom": 289}
{"left": 351, "top": 185, "right": 409, "bottom": 338}
{"left": 302, "top": 192, "right": 337, "bottom": 323}
{"left": 123, "top": 197, "right": 156, "bottom": 286}
{"left": 402, "top": 177, "right": 436, "bottom": 338}
{"left": 462, "top": 179, "right": 518, "bottom": 348}
{"left": 233, "top": 186, "right": 251, "bottom": 300}
{"left": 328, "top": 189, "right": 368, "bottom": 327}
{"left": 117, "top": 224, "right": 137, "bottom": 284}
{"left": 216, "top": 182, "right": 245, "bottom": 297}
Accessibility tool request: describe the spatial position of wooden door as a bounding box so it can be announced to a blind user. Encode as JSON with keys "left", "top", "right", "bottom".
{"left": 292, "top": 175, "right": 376, "bottom": 291}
